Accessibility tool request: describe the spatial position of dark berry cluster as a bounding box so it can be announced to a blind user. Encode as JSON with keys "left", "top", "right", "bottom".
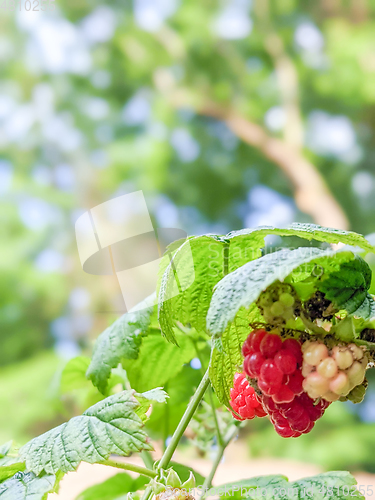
{"left": 230, "top": 373, "right": 267, "bottom": 420}
{"left": 229, "top": 328, "right": 332, "bottom": 438}
{"left": 242, "top": 329, "right": 304, "bottom": 404}
{"left": 262, "top": 392, "right": 330, "bottom": 437}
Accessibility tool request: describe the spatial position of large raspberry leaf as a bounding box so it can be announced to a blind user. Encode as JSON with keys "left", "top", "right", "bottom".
{"left": 0, "top": 471, "right": 56, "bottom": 500}
{"left": 158, "top": 235, "right": 228, "bottom": 344}
{"left": 158, "top": 224, "right": 375, "bottom": 344}
{"left": 317, "top": 255, "right": 372, "bottom": 315}
{"left": 206, "top": 248, "right": 373, "bottom": 336}
{"left": 209, "top": 305, "right": 262, "bottom": 406}
{"left": 86, "top": 293, "right": 156, "bottom": 394}
{"left": 217, "top": 471, "right": 364, "bottom": 499}
{"left": 19, "top": 389, "right": 166, "bottom": 475}
{"left": 123, "top": 330, "right": 196, "bottom": 393}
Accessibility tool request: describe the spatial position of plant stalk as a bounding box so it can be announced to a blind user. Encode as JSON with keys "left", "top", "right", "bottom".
{"left": 200, "top": 425, "right": 239, "bottom": 497}
{"left": 102, "top": 459, "right": 157, "bottom": 478}
{"left": 158, "top": 369, "right": 210, "bottom": 471}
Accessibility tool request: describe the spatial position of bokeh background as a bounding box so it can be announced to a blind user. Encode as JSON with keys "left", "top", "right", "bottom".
{"left": 2, "top": 0, "right": 375, "bottom": 475}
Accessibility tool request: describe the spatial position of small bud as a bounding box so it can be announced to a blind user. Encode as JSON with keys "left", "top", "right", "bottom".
{"left": 166, "top": 469, "right": 181, "bottom": 488}
{"left": 182, "top": 472, "right": 196, "bottom": 490}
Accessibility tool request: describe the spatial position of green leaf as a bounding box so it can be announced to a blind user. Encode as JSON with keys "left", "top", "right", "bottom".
{"left": 86, "top": 294, "right": 156, "bottom": 394}
{"left": 20, "top": 391, "right": 154, "bottom": 475}
{"left": 144, "top": 365, "right": 202, "bottom": 438}
{"left": 134, "top": 388, "right": 169, "bottom": 422}
{"left": 227, "top": 223, "right": 375, "bottom": 254}
{"left": 217, "top": 471, "right": 364, "bottom": 499}
{"left": 352, "top": 293, "right": 375, "bottom": 320}
{"left": 317, "top": 255, "right": 372, "bottom": 314}
{"left": 0, "top": 472, "right": 55, "bottom": 500}
{"left": 158, "top": 236, "right": 226, "bottom": 344}
{"left": 158, "top": 224, "right": 375, "bottom": 344}
{"left": 0, "top": 464, "right": 26, "bottom": 483}
{"left": 75, "top": 472, "right": 148, "bottom": 500}
{"left": 207, "top": 247, "right": 334, "bottom": 335}
{"left": 61, "top": 356, "right": 91, "bottom": 392}
{"left": 123, "top": 330, "right": 196, "bottom": 393}
{"left": 0, "top": 444, "right": 12, "bottom": 460}
{"left": 209, "top": 306, "right": 262, "bottom": 406}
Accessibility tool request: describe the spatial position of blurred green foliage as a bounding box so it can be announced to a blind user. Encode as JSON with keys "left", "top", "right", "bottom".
{"left": 2, "top": 0, "right": 375, "bottom": 474}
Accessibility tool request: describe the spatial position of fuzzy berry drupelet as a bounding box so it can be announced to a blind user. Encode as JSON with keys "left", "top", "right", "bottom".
{"left": 230, "top": 372, "right": 267, "bottom": 420}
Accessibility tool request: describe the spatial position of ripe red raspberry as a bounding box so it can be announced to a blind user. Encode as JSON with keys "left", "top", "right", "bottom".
{"left": 239, "top": 328, "right": 330, "bottom": 437}
{"left": 230, "top": 373, "right": 267, "bottom": 420}
{"left": 262, "top": 393, "right": 330, "bottom": 438}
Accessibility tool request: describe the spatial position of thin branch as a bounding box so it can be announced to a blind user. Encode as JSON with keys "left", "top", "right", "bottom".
{"left": 200, "top": 102, "right": 349, "bottom": 230}
{"left": 158, "top": 369, "right": 210, "bottom": 470}
{"left": 200, "top": 425, "right": 239, "bottom": 497}
{"left": 102, "top": 459, "right": 157, "bottom": 478}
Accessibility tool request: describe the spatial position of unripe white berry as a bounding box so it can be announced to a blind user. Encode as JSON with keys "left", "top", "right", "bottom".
{"left": 302, "top": 363, "right": 314, "bottom": 377}
{"left": 329, "top": 372, "right": 350, "bottom": 395}
{"left": 323, "top": 391, "right": 340, "bottom": 402}
{"left": 347, "top": 361, "right": 365, "bottom": 386}
{"left": 305, "top": 372, "right": 330, "bottom": 393}
{"left": 348, "top": 343, "right": 364, "bottom": 361}
{"left": 332, "top": 346, "right": 353, "bottom": 370}
{"left": 303, "top": 343, "right": 328, "bottom": 366}
{"left": 317, "top": 357, "right": 338, "bottom": 379}
{"left": 301, "top": 340, "right": 311, "bottom": 353}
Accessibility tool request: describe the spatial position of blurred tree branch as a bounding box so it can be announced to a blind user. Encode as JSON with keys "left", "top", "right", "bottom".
{"left": 163, "top": 85, "right": 349, "bottom": 230}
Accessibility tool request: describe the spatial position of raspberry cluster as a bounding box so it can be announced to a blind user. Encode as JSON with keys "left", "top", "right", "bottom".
{"left": 302, "top": 341, "right": 368, "bottom": 402}
{"left": 242, "top": 329, "right": 304, "bottom": 404}
{"left": 230, "top": 372, "right": 267, "bottom": 420}
{"left": 262, "top": 393, "right": 330, "bottom": 437}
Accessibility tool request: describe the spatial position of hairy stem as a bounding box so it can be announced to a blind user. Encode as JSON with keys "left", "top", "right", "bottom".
{"left": 158, "top": 369, "right": 210, "bottom": 471}
{"left": 102, "top": 459, "right": 157, "bottom": 478}
{"left": 200, "top": 425, "right": 239, "bottom": 497}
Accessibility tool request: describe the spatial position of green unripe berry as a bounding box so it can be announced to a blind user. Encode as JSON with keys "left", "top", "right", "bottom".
{"left": 347, "top": 382, "right": 367, "bottom": 404}
{"left": 270, "top": 301, "right": 284, "bottom": 317}
{"left": 279, "top": 292, "right": 295, "bottom": 307}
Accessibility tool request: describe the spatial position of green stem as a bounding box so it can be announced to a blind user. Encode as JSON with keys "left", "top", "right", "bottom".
{"left": 200, "top": 425, "right": 239, "bottom": 497}
{"left": 207, "top": 388, "right": 224, "bottom": 447}
{"left": 191, "top": 337, "right": 223, "bottom": 447}
{"left": 102, "top": 459, "right": 157, "bottom": 478}
{"left": 141, "top": 485, "right": 154, "bottom": 500}
{"left": 158, "top": 369, "right": 210, "bottom": 471}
